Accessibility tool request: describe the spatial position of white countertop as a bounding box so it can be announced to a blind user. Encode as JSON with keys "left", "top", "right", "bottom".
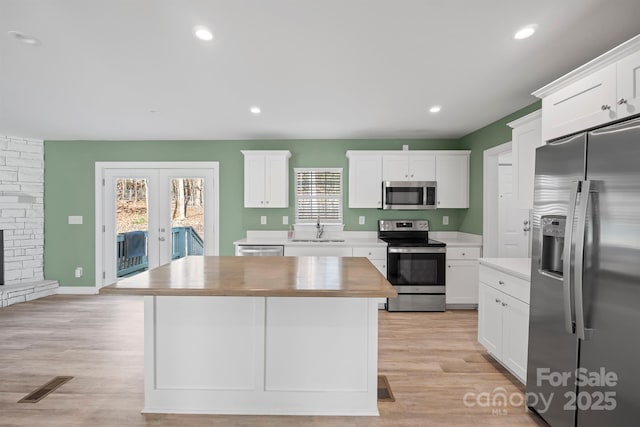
{"left": 478, "top": 257, "right": 532, "bottom": 281}
{"left": 235, "top": 230, "right": 482, "bottom": 249}
{"left": 430, "top": 232, "right": 483, "bottom": 248}
{"left": 234, "top": 231, "right": 386, "bottom": 247}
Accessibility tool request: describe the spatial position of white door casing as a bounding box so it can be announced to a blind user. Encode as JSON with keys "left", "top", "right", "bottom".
{"left": 95, "top": 162, "right": 219, "bottom": 289}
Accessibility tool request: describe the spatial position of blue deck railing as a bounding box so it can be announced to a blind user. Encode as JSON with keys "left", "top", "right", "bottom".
{"left": 117, "top": 226, "right": 204, "bottom": 277}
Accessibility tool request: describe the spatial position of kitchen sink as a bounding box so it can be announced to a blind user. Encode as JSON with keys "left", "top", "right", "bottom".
{"left": 291, "top": 239, "right": 345, "bottom": 243}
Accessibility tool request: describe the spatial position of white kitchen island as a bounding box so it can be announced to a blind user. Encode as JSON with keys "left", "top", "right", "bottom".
{"left": 100, "top": 255, "right": 396, "bottom": 416}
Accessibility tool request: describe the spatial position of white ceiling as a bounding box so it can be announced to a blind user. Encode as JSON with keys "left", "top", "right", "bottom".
{"left": 2, "top": 0, "right": 640, "bottom": 141}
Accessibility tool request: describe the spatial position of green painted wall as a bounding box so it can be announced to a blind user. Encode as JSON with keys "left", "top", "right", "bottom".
{"left": 44, "top": 138, "right": 466, "bottom": 287}
{"left": 457, "top": 101, "right": 541, "bottom": 234}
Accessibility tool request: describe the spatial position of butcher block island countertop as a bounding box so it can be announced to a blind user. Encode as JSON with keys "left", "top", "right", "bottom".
{"left": 100, "top": 255, "right": 395, "bottom": 416}
{"left": 100, "top": 255, "right": 397, "bottom": 298}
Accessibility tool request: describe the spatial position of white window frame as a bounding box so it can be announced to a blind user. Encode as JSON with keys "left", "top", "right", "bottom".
{"left": 294, "top": 167, "right": 343, "bottom": 226}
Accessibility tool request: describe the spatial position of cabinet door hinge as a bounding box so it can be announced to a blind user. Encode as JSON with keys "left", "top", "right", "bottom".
{"left": 102, "top": 225, "right": 106, "bottom": 232}
{"left": 102, "top": 178, "right": 105, "bottom": 186}
{"left": 102, "top": 272, "right": 106, "bottom": 279}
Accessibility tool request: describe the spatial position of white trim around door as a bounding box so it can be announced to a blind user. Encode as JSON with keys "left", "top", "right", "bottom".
{"left": 482, "top": 142, "right": 511, "bottom": 258}
{"left": 94, "top": 161, "right": 220, "bottom": 290}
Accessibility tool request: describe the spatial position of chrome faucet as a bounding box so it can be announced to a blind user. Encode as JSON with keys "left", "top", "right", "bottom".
{"left": 316, "top": 216, "right": 325, "bottom": 239}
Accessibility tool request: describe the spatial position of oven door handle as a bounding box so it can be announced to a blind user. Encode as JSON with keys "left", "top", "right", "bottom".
{"left": 388, "top": 247, "right": 446, "bottom": 254}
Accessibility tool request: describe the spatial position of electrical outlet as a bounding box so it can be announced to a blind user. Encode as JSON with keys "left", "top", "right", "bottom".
{"left": 443, "top": 216, "right": 449, "bottom": 225}
{"left": 282, "top": 216, "right": 289, "bottom": 225}
{"left": 74, "top": 267, "right": 83, "bottom": 278}
{"left": 359, "top": 216, "right": 365, "bottom": 225}
{"left": 260, "top": 216, "right": 267, "bottom": 225}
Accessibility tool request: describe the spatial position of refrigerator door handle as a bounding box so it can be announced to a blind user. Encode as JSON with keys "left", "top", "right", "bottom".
{"left": 574, "top": 180, "right": 593, "bottom": 341}
{"left": 562, "top": 180, "right": 580, "bottom": 334}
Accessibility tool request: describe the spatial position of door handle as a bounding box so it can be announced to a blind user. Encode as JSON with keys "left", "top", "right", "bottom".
{"left": 562, "top": 180, "right": 580, "bottom": 334}
{"left": 574, "top": 180, "right": 593, "bottom": 341}
{"left": 523, "top": 220, "right": 530, "bottom": 232}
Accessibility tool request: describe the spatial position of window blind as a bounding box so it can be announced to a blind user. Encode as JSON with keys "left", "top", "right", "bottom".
{"left": 295, "top": 169, "right": 343, "bottom": 223}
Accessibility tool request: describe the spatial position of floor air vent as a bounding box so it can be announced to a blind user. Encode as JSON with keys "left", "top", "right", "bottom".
{"left": 18, "top": 376, "right": 73, "bottom": 403}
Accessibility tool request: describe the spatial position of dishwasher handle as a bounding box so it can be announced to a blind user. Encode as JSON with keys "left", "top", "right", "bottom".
{"left": 236, "top": 246, "right": 284, "bottom": 256}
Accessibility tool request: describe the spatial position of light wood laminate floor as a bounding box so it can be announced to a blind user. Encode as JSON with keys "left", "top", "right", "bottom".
{"left": 0, "top": 295, "right": 546, "bottom": 426}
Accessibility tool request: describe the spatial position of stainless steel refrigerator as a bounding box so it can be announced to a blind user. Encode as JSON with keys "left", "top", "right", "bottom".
{"left": 527, "top": 116, "right": 640, "bottom": 426}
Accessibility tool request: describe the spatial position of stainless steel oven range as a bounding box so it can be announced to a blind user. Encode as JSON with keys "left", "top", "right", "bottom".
{"left": 378, "top": 219, "right": 446, "bottom": 312}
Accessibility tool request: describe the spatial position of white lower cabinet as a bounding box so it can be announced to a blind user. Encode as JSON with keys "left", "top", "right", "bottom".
{"left": 445, "top": 246, "right": 480, "bottom": 307}
{"left": 477, "top": 266, "right": 530, "bottom": 384}
{"left": 284, "top": 246, "right": 353, "bottom": 257}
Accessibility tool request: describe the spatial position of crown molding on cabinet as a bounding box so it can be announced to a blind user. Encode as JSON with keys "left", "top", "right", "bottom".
{"left": 533, "top": 34, "right": 640, "bottom": 98}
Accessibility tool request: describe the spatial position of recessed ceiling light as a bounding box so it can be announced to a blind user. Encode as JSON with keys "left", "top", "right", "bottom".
{"left": 7, "top": 30, "right": 40, "bottom": 45}
{"left": 429, "top": 106, "right": 441, "bottom": 113}
{"left": 514, "top": 25, "right": 537, "bottom": 40}
{"left": 250, "top": 106, "right": 261, "bottom": 115}
{"left": 193, "top": 26, "right": 213, "bottom": 41}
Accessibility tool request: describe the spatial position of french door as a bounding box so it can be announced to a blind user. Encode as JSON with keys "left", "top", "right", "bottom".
{"left": 97, "top": 162, "right": 218, "bottom": 287}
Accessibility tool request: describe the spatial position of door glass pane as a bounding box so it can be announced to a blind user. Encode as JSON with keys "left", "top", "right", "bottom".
{"left": 170, "top": 178, "right": 205, "bottom": 260}
{"left": 116, "top": 178, "right": 149, "bottom": 277}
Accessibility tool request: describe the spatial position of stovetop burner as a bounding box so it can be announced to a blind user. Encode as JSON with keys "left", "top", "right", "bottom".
{"left": 377, "top": 219, "right": 446, "bottom": 247}
{"left": 379, "top": 237, "right": 446, "bottom": 247}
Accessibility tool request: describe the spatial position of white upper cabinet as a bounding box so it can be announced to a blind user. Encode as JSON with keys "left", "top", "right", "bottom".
{"left": 534, "top": 34, "right": 640, "bottom": 141}
{"left": 347, "top": 150, "right": 469, "bottom": 209}
{"left": 382, "top": 153, "right": 435, "bottom": 181}
{"left": 616, "top": 49, "right": 640, "bottom": 119}
{"left": 347, "top": 153, "right": 382, "bottom": 208}
{"left": 507, "top": 110, "right": 543, "bottom": 209}
{"left": 540, "top": 65, "right": 616, "bottom": 141}
{"left": 242, "top": 150, "right": 291, "bottom": 208}
{"left": 435, "top": 152, "right": 469, "bottom": 208}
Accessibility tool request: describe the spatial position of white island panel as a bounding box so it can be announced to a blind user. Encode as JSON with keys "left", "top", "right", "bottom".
{"left": 154, "top": 296, "right": 262, "bottom": 390}
{"left": 265, "top": 297, "right": 370, "bottom": 392}
{"left": 143, "top": 295, "right": 380, "bottom": 415}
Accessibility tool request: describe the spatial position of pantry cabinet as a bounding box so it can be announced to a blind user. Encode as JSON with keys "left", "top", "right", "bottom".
{"left": 242, "top": 150, "right": 291, "bottom": 208}
{"left": 534, "top": 34, "right": 640, "bottom": 141}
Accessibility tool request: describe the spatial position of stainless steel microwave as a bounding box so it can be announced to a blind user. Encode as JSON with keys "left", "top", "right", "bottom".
{"left": 382, "top": 181, "right": 437, "bottom": 210}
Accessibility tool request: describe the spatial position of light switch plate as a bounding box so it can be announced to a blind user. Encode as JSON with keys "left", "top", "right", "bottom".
{"left": 282, "top": 216, "right": 288, "bottom": 225}
{"left": 68, "top": 215, "right": 83, "bottom": 225}
{"left": 260, "top": 216, "right": 267, "bottom": 225}
{"left": 359, "top": 216, "right": 365, "bottom": 225}
{"left": 443, "top": 216, "right": 449, "bottom": 225}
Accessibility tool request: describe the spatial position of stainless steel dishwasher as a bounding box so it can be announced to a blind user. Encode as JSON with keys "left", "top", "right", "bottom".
{"left": 235, "top": 245, "right": 284, "bottom": 256}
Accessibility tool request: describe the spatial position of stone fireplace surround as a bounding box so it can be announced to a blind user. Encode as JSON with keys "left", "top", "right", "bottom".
{"left": 0, "top": 135, "right": 58, "bottom": 307}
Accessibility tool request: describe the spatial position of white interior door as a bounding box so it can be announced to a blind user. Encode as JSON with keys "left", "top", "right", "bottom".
{"left": 498, "top": 153, "right": 530, "bottom": 258}
{"left": 100, "top": 164, "right": 216, "bottom": 286}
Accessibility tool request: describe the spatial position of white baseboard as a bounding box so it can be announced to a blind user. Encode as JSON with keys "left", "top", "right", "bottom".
{"left": 57, "top": 286, "right": 99, "bottom": 295}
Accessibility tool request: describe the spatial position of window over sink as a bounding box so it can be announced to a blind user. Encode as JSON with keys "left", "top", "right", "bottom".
{"left": 294, "top": 168, "right": 343, "bottom": 225}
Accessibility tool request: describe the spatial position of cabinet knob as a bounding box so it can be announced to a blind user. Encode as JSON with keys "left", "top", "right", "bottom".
{"left": 501, "top": 302, "right": 508, "bottom": 307}
{"left": 462, "top": 252, "right": 466, "bottom": 256}
{"left": 410, "top": 174, "right": 414, "bottom": 178}
{"left": 266, "top": 200, "right": 269, "bottom": 204}
{"left": 260, "top": 201, "right": 264, "bottom": 204}
{"left": 368, "top": 252, "right": 372, "bottom": 256}
{"left": 438, "top": 201, "right": 441, "bottom": 205}
{"left": 498, "top": 280, "right": 505, "bottom": 285}
{"left": 405, "top": 174, "right": 408, "bottom": 178}
{"left": 495, "top": 298, "right": 501, "bottom": 304}
{"left": 618, "top": 98, "right": 628, "bottom": 105}
{"left": 601, "top": 104, "right": 612, "bottom": 111}
{"left": 448, "top": 265, "right": 451, "bottom": 268}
